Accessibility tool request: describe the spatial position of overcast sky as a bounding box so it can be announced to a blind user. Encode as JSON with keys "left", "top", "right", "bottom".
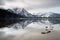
{"left": 0, "top": 0, "right": 60, "bottom": 13}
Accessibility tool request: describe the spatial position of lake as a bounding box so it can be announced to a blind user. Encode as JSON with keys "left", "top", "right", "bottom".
{"left": 0, "top": 18, "right": 60, "bottom": 40}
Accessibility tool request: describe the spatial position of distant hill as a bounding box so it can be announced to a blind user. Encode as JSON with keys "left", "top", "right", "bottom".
{"left": 49, "top": 13, "right": 60, "bottom": 17}
{"left": 39, "top": 12, "right": 60, "bottom": 17}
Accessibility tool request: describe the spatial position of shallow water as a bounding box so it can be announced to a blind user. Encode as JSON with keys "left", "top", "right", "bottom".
{"left": 0, "top": 18, "right": 60, "bottom": 40}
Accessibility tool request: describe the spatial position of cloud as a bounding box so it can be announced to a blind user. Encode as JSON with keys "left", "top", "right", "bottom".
{"left": 24, "top": 0, "right": 60, "bottom": 10}
{"left": 0, "top": 0, "right": 15, "bottom": 5}
{"left": 0, "top": 0, "right": 60, "bottom": 8}
{"left": 0, "top": 0, "right": 5, "bottom": 5}
{"left": 6, "top": 0, "right": 15, "bottom": 1}
{"left": 0, "top": 0, "right": 60, "bottom": 13}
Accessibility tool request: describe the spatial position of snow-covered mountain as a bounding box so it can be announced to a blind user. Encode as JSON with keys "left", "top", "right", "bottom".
{"left": 49, "top": 13, "right": 60, "bottom": 17}
{"left": 40, "top": 13, "right": 50, "bottom": 17}
{"left": 38, "top": 12, "right": 60, "bottom": 17}
{"left": 7, "top": 8, "right": 60, "bottom": 17}
{"left": 8, "top": 8, "right": 33, "bottom": 17}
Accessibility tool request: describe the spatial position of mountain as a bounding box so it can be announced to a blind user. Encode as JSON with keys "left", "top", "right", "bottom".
{"left": 0, "top": 8, "right": 21, "bottom": 27}
{"left": 8, "top": 8, "right": 33, "bottom": 17}
{"left": 1, "top": 8, "right": 60, "bottom": 18}
{"left": 49, "top": 13, "right": 60, "bottom": 17}
{"left": 39, "top": 12, "right": 60, "bottom": 17}
{"left": 0, "top": 8, "right": 34, "bottom": 28}
{"left": 0, "top": 8, "right": 21, "bottom": 18}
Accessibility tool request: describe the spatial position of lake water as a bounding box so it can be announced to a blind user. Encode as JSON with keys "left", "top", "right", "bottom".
{"left": 0, "top": 18, "right": 60, "bottom": 40}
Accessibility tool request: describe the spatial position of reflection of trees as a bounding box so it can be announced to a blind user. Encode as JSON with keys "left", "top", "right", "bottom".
{"left": 40, "top": 18, "right": 60, "bottom": 24}
{"left": 8, "top": 19, "right": 42, "bottom": 29}
{"left": 48, "top": 18, "right": 60, "bottom": 24}
{"left": 0, "top": 18, "right": 60, "bottom": 29}
{"left": 0, "top": 19, "right": 21, "bottom": 28}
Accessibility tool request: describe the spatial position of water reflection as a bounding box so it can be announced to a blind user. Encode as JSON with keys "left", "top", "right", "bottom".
{"left": 1, "top": 18, "right": 58, "bottom": 30}
{"left": 7, "top": 19, "right": 49, "bottom": 29}
{"left": 0, "top": 18, "right": 60, "bottom": 29}
{"left": 0, "top": 18, "right": 60, "bottom": 40}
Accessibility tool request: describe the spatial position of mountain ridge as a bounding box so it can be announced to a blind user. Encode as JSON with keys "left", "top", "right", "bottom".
{"left": 0, "top": 8, "right": 60, "bottom": 18}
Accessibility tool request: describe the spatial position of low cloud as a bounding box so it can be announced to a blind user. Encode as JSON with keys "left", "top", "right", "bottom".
{"left": 0, "top": 0, "right": 60, "bottom": 13}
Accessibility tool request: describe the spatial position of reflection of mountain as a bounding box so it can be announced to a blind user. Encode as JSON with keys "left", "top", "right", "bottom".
{"left": 0, "top": 19, "right": 22, "bottom": 28}
{"left": 8, "top": 19, "right": 41, "bottom": 29}
{"left": 48, "top": 18, "right": 60, "bottom": 24}
{"left": 7, "top": 18, "right": 60, "bottom": 29}
{"left": 8, "top": 19, "right": 32, "bottom": 29}
{"left": 40, "top": 18, "right": 60, "bottom": 24}
{"left": 40, "top": 19, "right": 51, "bottom": 24}
{"left": 0, "top": 18, "right": 60, "bottom": 29}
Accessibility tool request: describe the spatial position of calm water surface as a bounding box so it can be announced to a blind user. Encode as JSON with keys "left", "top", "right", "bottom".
{"left": 0, "top": 18, "right": 60, "bottom": 40}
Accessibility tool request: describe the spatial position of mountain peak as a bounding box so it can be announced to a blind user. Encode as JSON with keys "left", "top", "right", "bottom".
{"left": 8, "top": 8, "right": 25, "bottom": 14}
{"left": 7, "top": 8, "right": 33, "bottom": 17}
